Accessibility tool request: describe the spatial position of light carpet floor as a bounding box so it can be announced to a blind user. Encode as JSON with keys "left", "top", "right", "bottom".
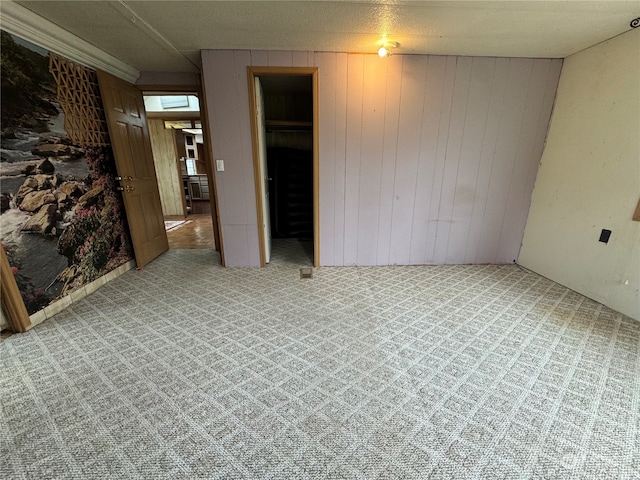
{"left": 1, "top": 246, "right": 639, "bottom": 479}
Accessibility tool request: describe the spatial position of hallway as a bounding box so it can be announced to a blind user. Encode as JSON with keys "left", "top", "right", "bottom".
{"left": 165, "top": 215, "right": 215, "bottom": 250}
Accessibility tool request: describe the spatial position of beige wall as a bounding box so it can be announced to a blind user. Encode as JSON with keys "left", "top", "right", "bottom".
{"left": 519, "top": 29, "right": 640, "bottom": 320}
{"left": 148, "top": 119, "right": 185, "bottom": 217}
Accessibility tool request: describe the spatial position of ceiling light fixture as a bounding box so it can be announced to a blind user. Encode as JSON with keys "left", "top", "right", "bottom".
{"left": 378, "top": 41, "right": 399, "bottom": 58}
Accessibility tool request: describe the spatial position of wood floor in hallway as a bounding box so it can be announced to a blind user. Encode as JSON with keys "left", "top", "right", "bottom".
{"left": 165, "top": 215, "right": 215, "bottom": 249}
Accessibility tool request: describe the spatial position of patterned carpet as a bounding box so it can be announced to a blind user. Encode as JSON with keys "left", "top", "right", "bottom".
{"left": 270, "top": 238, "right": 314, "bottom": 267}
{"left": 1, "top": 245, "right": 639, "bottom": 479}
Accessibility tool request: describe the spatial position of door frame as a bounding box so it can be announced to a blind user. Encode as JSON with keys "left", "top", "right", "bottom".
{"left": 138, "top": 85, "right": 225, "bottom": 265}
{"left": 247, "top": 66, "right": 319, "bottom": 267}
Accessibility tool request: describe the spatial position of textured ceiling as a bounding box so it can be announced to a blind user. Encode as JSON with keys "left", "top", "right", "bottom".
{"left": 11, "top": 1, "right": 640, "bottom": 73}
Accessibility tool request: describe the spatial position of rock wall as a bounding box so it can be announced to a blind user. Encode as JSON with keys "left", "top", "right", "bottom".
{"left": 0, "top": 30, "right": 133, "bottom": 317}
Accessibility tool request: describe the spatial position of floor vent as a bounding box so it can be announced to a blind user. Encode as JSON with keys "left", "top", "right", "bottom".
{"left": 300, "top": 267, "right": 313, "bottom": 279}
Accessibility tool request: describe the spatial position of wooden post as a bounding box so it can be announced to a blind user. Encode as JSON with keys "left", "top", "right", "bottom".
{"left": 0, "top": 246, "right": 31, "bottom": 333}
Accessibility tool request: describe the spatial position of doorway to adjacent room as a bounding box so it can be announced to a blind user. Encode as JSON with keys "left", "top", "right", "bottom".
{"left": 143, "top": 93, "right": 221, "bottom": 254}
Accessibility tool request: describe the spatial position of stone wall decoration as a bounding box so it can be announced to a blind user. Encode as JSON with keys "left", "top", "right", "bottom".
{"left": 0, "top": 31, "right": 133, "bottom": 315}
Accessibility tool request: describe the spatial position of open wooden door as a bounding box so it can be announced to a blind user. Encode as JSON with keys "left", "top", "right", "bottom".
{"left": 254, "top": 77, "right": 272, "bottom": 264}
{"left": 97, "top": 71, "right": 168, "bottom": 268}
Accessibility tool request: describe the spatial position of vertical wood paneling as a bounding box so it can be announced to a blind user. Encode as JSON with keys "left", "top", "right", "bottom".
{"left": 202, "top": 50, "right": 255, "bottom": 265}
{"left": 250, "top": 50, "right": 269, "bottom": 66}
{"left": 356, "top": 55, "right": 387, "bottom": 265}
{"left": 333, "top": 53, "right": 348, "bottom": 266}
{"left": 268, "top": 51, "right": 293, "bottom": 66}
{"left": 498, "top": 59, "right": 554, "bottom": 262}
{"left": 409, "top": 55, "right": 447, "bottom": 264}
{"left": 148, "top": 118, "right": 183, "bottom": 217}
{"left": 203, "top": 51, "right": 238, "bottom": 227}
{"left": 389, "top": 56, "right": 428, "bottom": 265}
{"left": 376, "top": 54, "right": 403, "bottom": 264}
{"left": 343, "top": 55, "right": 364, "bottom": 265}
{"left": 425, "top": 56, "right": 457, "bottom": 263}
{"left": 478, "top": 58, "right": 534, "bottom": 263}
{"left": 233, "top": 50, "right": 260, "bottom": 265}
{"left": 464, "top": 57, "right": 510, "bottom": 263}
{"left": 201, "top": 49, "right": 561, "bottom": 267}
{"left": 223, "top": 225, "right": 250, "bottom": 266}
{"left": 433, "top": 56, "right": 472, "bottom": 264}
{"left": 292, "top": 51, "right": 309, "bottom": 67}
{"left": 445, "top": 57, "right": 494, "bottom": 262}
{"left": 223, "top": 50, "right": 250, "bottom": 228}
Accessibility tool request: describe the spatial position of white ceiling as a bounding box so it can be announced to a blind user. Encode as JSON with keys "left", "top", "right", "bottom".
{"left": 9, "top": 1, "right": 640, "bottom": 73}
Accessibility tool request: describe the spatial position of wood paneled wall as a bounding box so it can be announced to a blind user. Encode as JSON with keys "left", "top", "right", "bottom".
{"left": 148, "top": 119, "right": 184, "bottom": 217}
{"left": 201, "top": 50, "right": 561, "bottom": 266}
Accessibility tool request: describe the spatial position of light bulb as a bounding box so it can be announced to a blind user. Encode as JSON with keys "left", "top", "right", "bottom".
{"left": 378, "top": 46, "right": 389, "bottom": 57}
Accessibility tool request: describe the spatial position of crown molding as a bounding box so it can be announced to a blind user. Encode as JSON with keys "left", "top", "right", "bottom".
{"left": 0, "top": 0, "right": 139, "bottom": 83}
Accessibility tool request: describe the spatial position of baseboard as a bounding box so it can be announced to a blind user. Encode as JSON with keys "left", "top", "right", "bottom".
{"left": 27, "top": 260, "right": 137, "bottom": 329}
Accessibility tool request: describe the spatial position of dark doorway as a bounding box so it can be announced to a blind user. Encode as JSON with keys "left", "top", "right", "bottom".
{"left": 260, "top": 76, "right": 313, "bottom": 242}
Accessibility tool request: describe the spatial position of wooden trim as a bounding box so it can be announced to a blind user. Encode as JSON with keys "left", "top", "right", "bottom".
{"left": 146, "top": 111, "right": 201, "bottom": 120}
{"left": 312, "top": 69, "right": 320, "bottom": 268}
{"left": 0, "top": 247, "right": 31, "bottom": 333}
{"left": 199, "top": 78, "right": 225, "bottom": 264}
{"left": 247, "top": 66, "right": 320, "bottom": 268}
{"left": 137, "top": 85, "right": 201, "bottom": 93}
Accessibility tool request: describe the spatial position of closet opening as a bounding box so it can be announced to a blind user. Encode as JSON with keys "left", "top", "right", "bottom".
{"left": 248, "top": 67, "right": 319, "bottom": 267}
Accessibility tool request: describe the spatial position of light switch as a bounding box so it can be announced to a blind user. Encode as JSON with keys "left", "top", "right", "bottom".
{"left": 216, "top": 159, "right": 224, "bottom": 172}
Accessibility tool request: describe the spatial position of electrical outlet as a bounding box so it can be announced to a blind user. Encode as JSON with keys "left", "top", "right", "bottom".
{"left": 599, "top": 229, "right": 612, "bottom": 243}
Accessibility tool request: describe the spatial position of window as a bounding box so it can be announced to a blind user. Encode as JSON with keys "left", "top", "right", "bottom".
{"left": 185, "top": 159, "right": 197, "bottom": 175}
{"left": 160, "top": 95, "right": 189, "bottom": 109}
